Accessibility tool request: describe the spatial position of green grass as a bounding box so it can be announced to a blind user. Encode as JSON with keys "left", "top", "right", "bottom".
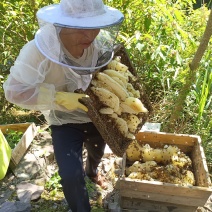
{"left": 4, "top": 129, "right": 23, "bottom": 149}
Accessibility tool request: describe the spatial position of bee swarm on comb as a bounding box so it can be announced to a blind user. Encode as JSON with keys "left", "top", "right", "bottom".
{"left": 90, "top": 57, "right": 149, "bottom": 140}
{"left": 126, "top": 140, "right": 195, "bottom": 186}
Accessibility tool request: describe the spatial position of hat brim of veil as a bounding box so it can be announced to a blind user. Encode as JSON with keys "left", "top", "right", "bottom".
{"left": 36, "top": 4, "right": 124, "bottom": 28}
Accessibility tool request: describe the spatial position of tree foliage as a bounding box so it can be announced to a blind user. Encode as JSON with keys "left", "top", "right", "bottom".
{"left": 106, "top": 0, "right": 211, "bottom": 134}
{"left": 0, "top": 0, "right": 211, "bottom": 160}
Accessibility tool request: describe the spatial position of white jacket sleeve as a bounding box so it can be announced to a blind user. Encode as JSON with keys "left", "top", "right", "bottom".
{"left": 3, "top": 40, "right": 57, "bottom": 111}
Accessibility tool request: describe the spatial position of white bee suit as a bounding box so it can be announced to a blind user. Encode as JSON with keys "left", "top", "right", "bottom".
{"left": 3, "top": 36, "right": 99, "bottom": 125}
{"left": 3, "top": 0, "right": 124, "bottom": 125}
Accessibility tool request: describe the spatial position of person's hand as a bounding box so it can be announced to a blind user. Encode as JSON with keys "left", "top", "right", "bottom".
{"left": 55, "top": 92, "right": 89, "bottom": 112}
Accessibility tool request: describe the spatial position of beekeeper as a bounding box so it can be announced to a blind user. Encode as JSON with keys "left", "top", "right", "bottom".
{"left": 3, "top": 0, "right": 124, "bottom": 211}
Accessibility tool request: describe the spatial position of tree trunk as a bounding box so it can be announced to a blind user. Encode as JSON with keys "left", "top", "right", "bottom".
{"left": 167, "top": 9, "right": 212, "bottom": 132}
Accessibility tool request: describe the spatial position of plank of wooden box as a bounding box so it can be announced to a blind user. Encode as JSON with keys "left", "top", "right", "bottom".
{"left": 0, "top": 123, "right": 32, "bottom": 134}
{"left": 121, "top": 196, "right": 197, "bottom": 212}
{"left": 11, "top": 123, "right": 37, "bottom": 168}
{"left": 136, "top": 131, "right": 196, "bottom": 146}
{"left": 120, "top": 189, "right": 208, "bottom": 207}
{"left": 118, "top": 178, "right": 212, "bottom": 207}
{"left": 136, "top": 131, "right": 196, "bottom": 153}
{"left": 192, "top": 138, "right": 211, "bottom": 187}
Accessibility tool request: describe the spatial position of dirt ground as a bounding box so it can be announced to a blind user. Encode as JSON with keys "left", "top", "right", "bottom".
{"left": 1, "top": 126, "right": 212, "bottom": 212}
{"left": 0, "top": 127, "right": 123, "bottom": 212}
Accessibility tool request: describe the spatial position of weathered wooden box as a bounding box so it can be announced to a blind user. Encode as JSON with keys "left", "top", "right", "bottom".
{"left": 0, "top": 122, "right": 38, "bottom": 169}
{"left": 117, "top": 131, "right": 212, "bottom": 212}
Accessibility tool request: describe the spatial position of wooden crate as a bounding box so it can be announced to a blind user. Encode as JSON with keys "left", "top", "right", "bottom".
{"left": 117, "top": 131, "right": 212, "bottom": 211}
{"left": 0, "top": 122, "right": 38, "bottom": 169}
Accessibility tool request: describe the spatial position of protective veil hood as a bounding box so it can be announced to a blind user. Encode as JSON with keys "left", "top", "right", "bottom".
{"left": 35, "top": 0, "right": 124, "bottom": 75}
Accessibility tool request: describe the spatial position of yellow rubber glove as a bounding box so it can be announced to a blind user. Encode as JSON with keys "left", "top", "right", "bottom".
{"left": 55, "top": 92, "right": 89, "bottom": 112}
